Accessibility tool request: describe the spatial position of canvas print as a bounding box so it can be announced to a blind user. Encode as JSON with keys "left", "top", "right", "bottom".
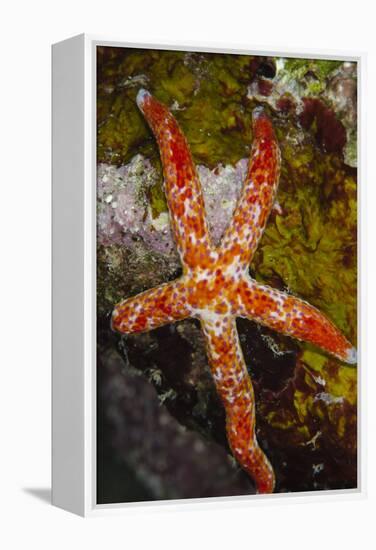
{"left": 96, "top": 46, "right": 357, "bottom": 503}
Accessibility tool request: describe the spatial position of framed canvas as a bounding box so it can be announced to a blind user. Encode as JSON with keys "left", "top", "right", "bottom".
{"left": 52, "top": 35, "right": 364, "bottom": 516}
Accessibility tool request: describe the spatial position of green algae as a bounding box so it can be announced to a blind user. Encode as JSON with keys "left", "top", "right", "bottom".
{"left": 251, "top": 118, "right": 357, "bottom": 444}
{"left": 252, "top": 119, "right": 357, "bottom": 345}
{"left": 148, "top": 177, "right": 168, "bottom": 218}
{"left": 279, "top": 58, "right": 343, "bottom": 97}
{"left": 97, "top": 48, "right": 258, "bottom": 169}
{"left": 284, "top": 58, "right": 342, "bottom": 80}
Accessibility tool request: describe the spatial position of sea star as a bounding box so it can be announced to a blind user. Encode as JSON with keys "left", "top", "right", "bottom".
{"left": 111, "top": 89, "right": 357, "bottom": 494}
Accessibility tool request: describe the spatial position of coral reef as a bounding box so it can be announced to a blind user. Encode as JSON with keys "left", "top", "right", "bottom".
{"left": 96, "top": 48, "right": 357, "bottom": 501}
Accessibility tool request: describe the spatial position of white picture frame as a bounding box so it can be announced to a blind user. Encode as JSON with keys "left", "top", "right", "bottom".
{"left": 52, "top": 34, "right": 364, "bottom": 517}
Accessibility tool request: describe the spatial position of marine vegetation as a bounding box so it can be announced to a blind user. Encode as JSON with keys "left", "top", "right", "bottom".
{"left": 97, "top": 48, "right": 357, "bottom": 501}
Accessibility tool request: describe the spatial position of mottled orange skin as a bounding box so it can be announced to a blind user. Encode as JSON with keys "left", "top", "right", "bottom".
{"left": 112, "top": 90, "right": 356, "bottom": 494}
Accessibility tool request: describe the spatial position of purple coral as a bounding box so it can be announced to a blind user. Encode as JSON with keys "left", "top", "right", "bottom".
{"left": 97, "top": 154, "right": 247, "bottom": 256}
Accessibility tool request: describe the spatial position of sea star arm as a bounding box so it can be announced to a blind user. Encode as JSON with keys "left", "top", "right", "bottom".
{"left": 219, "top": 107, "right": 281, "bottom": 270}
{"left": 136, "top": 89, "right": 214, "bottom": 271}
{"left": 200, "top": 314, "right": 275, "bottom": 494}
{"left": 237, "top": 277, "right": 357, "bottom": 364}
{"left": 112, "top": 279, "right": 190, "bottom": 334}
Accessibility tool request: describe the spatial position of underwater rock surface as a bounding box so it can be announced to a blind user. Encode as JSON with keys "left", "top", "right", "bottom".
{"left": 97, "top": 48, "right": 357, "bottom": 500}
{"left": 97, "top": 344, "right": 255, "bottom": 502}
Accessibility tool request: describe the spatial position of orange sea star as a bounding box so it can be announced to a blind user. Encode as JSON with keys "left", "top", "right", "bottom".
{"left": 112, "top": 89, "right": 357, "bottom": 494}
